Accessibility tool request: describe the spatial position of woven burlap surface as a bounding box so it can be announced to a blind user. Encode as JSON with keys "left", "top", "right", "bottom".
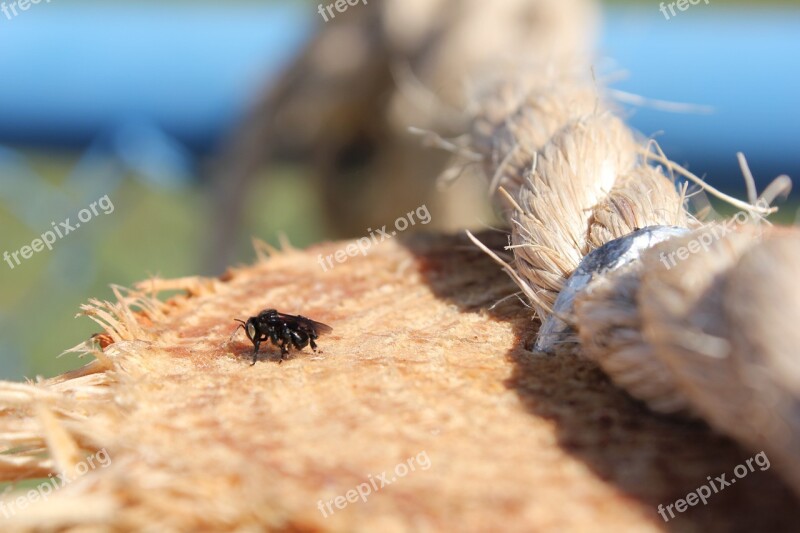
{"left": 1, "top": 232, "right": 797, "bottom": 532}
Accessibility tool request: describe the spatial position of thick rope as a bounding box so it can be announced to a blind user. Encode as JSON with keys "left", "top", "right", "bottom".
{"left": 463, "top": 0, "right": 800, "bottom": 495}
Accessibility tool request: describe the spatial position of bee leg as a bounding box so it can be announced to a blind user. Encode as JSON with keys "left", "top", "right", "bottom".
{"left": 279, "top": 327, "right": 293, "bottom": 358}
{"left": 251, "top": 339, "right": 261, "bottom": 366}
{"left": 279, "top": 342, "right": 289, "bottom": 364}
{"left": 309, "top": 335, "right": 318, "bottom": 352}
{"left": 291, "top": 330, "right": 308, "bottom": 351}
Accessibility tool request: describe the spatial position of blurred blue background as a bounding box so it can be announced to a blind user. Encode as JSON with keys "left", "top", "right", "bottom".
{"left": 0, "top": 3, "right": 312, "bottom": 154}
{"left": 603, "top": 6, "right": 800, "bottom": 193}
{"left": 0, "top": 1, "right": 798, "bottom": 380}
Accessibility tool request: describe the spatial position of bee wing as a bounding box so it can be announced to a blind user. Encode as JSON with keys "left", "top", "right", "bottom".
{"left": 276, "top": 312, "right": 332, "bottom": 334}
{"left": 308, "top": 320, "right": 333, "bottom": 334}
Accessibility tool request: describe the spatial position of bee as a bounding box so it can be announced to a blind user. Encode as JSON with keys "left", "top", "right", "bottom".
{"left": 232, "top": 309, "right": 333, "bottom": 365}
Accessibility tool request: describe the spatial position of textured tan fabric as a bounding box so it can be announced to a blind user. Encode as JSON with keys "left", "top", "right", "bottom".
{"left": 0, "top": 233, "right": 797, "bottom": 531}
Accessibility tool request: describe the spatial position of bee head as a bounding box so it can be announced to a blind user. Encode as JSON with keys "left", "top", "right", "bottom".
{"left": 245, "top": 319, "right": 257, "bottom": 341}
{"left": 233, "top": 318, "right": 258, "bottom": 342}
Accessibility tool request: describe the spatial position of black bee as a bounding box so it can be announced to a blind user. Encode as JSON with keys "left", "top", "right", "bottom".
{"left": 232, "top": 309, "right": 332, "bottom": 365}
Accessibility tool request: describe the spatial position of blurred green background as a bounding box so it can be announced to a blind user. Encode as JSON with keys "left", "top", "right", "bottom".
{"left": 0, "top": 157, "right": 325, "bottom": 379}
